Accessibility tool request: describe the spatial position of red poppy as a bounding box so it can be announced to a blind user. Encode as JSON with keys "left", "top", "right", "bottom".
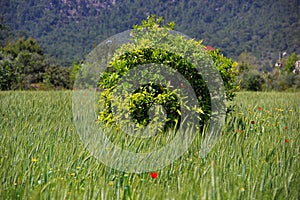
{"left": 250, "top": 120, "right": 255, "bottom": 124}
{"left": 258, "top": 107, "right": 262, "bottom": 111}
{"left": 235, "top": 129, "right": 239, "bottom": 133}
{"left": 285, "top": 139, "right": 289, "bottom": 143}
{"left": 284, "top": 126, "right": 288, "bottom": 130}
{"left": 150, "top": 172, "right": 158, "bottom": 179}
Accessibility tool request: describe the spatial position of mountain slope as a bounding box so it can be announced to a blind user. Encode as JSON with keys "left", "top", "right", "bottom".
{"left": 1, "top": 0, "right": 299, "bottom": 66}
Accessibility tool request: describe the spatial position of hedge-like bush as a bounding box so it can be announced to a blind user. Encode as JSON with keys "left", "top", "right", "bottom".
{"left": 98, "top": 16, "right": 238, "bottom": 132}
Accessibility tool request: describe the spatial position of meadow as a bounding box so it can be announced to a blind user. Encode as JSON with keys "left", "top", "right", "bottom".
{"left": 0, "top": 91, "right": 299, "bottom": 199}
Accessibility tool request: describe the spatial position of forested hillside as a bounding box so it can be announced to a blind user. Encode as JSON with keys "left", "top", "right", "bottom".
{"left": 1, "top": 0, "right": 300, "bottom": 66}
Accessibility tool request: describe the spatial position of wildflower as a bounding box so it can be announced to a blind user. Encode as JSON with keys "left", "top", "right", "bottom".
{"left": 76, "top": 166, "right": 81, "bottom": 170}
{"left": 150, "top": 172, "right": 158, "bottom": 179}
{"left": 250, "top": 120, "right": 255, "bottom": 124}
{"left": 284, "top": 126, "right": 288, "bottom": 130}
{"left": 235, "top": 129, "right": 244, "bottom": 133}
{"left": 240, "top": 187, "right": 245, "bottom": 192}
{"left": 285, "top": 139, "right": 289, "bottom": 143}
{"left": 69, "top": 173, "right": 76, "bottom": 176}
{"left": 258, "top": 106, "right": 262, "bottom": 111}
{"left": 31, "top": 158, "right": 38, "bottom": 163}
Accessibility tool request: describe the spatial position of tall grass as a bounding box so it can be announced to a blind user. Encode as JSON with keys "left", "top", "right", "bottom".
{"left": 0, "top": 91, "right": 299, "bottom": 199}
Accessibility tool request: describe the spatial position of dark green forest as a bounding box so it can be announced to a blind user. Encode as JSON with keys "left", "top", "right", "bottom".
{"left": 1, "top": 0, "right": 299, "bottom": 66}
{"left": 1, "top": 0, "right": 300, "bottom": 91}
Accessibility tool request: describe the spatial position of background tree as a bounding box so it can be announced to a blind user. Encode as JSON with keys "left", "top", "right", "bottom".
{"left": 43, "top": 65, "right": 71, "bottom": 89}
{"left": 0, "top": 49, "right": 16, "bottom": 90}
{"left": 240, "top": 71, "right": 264, "bottom": 91}
{"left": 1, "top": 0, "right": 299, "bottom": 67}
{"left": 0, "top": 36, "right": 73, "bottom": 90}
{"left": 283, "top": 52, "right": 299, "bottom": 74}
{"left": 1, "top": 37, "right": 48, "bottom": 89}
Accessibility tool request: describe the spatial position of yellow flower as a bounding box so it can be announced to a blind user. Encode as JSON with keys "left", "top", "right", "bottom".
{"left": 76, "top": 166, "right": 81, "bottom": 170}
{"left": 240, "top": 187, "right": 245, "bottom": 192}
{"left": 31, "top": 158, "right": 38, "bottom": 163}
{"left": 69, "top": 173, "right": 76, "bottom": 176}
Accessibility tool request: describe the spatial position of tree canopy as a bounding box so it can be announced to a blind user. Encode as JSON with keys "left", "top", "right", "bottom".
{"left": 97, "top": 16, "right": 238, "bottom": 132}
{"left": 1, "top": 0, "right": 299, "bottom": 66}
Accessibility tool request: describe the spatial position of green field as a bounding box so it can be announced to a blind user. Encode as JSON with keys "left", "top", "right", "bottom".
{"left": 0, "top": 91, "right": 299, "bottom": 199}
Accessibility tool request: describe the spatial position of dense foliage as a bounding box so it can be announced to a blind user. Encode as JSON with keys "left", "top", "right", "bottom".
{"left": 98, "top": 16, "right": 238, "bottom": 130}
{"left": 1, "top": 0, "right": 299, "bottom": 66}
{"left": 0, "top": 37, "right": 72, "bottom": 90}
{"left": 0, "top": 37, "right": 46, "bottom": 90}
{"left": 237, "top": 52, "right": 300, "bottom": 91}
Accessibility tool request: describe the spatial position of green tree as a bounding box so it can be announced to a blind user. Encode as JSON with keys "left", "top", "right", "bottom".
{"left": 98, "top": 16, "right": 238, "bottom": 131}
{"left": 240, "top": 71, "right": 264, "bottom": 91}
{"left": 0, "top": 37, "right": 48, "bottom": 90}
{"left": 237, "top": 52, "right": 259, "bottom": 73}
{"left": 0, "top": 49, "right": 17, "bottom": 90}
{"left": 284, "top": 52, "right": 299, "bottom": 74}
{"left": 43, "top": 65, "right": 71, "bottom": 89}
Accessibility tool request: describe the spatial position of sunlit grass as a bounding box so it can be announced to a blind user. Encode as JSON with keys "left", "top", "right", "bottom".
{"left": 0, "top": 91, "right": 299, "bottom": 199}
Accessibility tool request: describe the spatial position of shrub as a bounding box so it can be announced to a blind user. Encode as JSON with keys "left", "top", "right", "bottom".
{"left": 43, "top": 65, "right": 71, "bottom": 89}
{"left": 0, "top": 37, "right": 48, "bottom": 90}
{"left": 240, "top": 71, "right": 264, "bottom": 91}
{"left": 98, "top": 16, "right": 238, "bottom": 131}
